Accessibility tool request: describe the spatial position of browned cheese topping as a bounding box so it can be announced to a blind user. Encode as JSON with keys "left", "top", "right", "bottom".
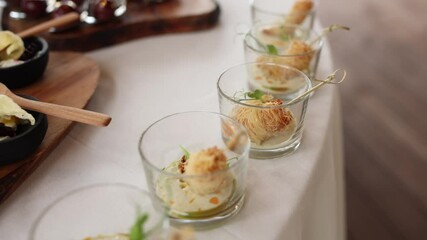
{"left": 233, "top": 95, "right": 295, "bottom": 145}
{"left": 185, "top": 147, "right": 227, "bottom": 175}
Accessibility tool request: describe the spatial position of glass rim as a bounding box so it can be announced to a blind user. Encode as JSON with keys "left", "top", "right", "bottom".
{"left": 29, "top": 183, "right": 160, "bottom": 240}
{"left": 251, "top": 0, "right": 318, "bottom": 16}
{"left": 217, "top": 62, "right": 312, "bottom": 108}
{"left": 138, "top": 111, "right": 251, "bottom": 178}
{"left": 244, "top": 22, "right": 324, "bottom": 57}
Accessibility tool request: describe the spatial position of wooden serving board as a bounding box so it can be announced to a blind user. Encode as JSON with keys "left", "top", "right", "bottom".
{"left": 2, "top": 0, "right": 220, "bottom": 52}
{"left": 0, "top": 52, "right": 100, "bottom": 204}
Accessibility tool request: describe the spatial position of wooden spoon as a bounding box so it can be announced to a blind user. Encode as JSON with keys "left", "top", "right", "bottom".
{"left": 0, "top": 83, "right": 111, "bottom": 127}
{"left": 17, "top": 12, "right": 80, "bottom": 38}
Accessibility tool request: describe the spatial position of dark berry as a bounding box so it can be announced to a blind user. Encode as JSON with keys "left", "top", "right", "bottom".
{"left": 0, "top": 124, "right": 16, "bottom": 138}
{"left": 52, "top": 3, "right": 78, "bottom": 18}
{"left": 21, "top": 0, "right": 48, "bottom": 18}
{"left": 93, "top": 0, "right": 116, "bottom": 22}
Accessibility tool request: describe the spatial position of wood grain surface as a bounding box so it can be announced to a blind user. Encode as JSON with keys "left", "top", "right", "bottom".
{"left": 318, "top": 0, "right": 427, "bottom": 239}
{"left": 0, "top": 52, "right": 99, "bottom": 205}
{"left": 2, "top": 0, "right": 220, "bottom": 52}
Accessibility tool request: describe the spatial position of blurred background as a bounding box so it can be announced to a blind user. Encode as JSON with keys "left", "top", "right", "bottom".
{"left": 318, "top": 0, "right": 427, "bottom": 239}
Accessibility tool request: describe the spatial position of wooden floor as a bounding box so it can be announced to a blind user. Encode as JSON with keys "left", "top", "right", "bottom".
{"left": 318, "top": 1, "right": 427, "bottom": 239}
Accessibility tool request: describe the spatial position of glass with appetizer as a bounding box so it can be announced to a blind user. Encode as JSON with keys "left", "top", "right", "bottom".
{"left": 139, "top": 112, "right": 250, "bottom": 227}
{"left": 30, "top": 183, "right": 177, "bottom": 240}
{"left": 250, "top": 0, "right": 317, "bottom": 29}
{"left": 244, "top": 22, "right": 323, "bottom": 83}
{"left": 217, "top": 63, "right": 311, "bottom": 159}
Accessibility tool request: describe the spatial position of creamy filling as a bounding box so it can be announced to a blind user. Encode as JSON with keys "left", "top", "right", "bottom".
{"left": 156, "top": 160, "right": 234, "bottom": 217}
{"left": 251, "top": 116, "right": 297, "bottom": 149}
{"left": 249, "top": 65, "right": 306, "bottom": 95}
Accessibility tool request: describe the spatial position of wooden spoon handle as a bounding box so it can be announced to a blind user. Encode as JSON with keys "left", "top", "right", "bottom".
{"left": 17, "top": 12, "right": 80, "bottom": 38}
{"left": 12, "top": 95, "right": 111, "bottom": 127}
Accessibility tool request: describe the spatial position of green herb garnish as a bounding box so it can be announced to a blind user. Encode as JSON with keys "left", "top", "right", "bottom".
{"left": 245, "top": 89, "right": 264, "bottom": 100}
{"left": 179, "top": 145, "right": 190, "bottom": 159}
{"left": 130, "top": 213, "right": 149, "bottom": 240}
{"left": 233, "top": 89, "right": 267, "bottom": 102}
{"left": 266, "top": 44, "right": 278, "bottom": 55}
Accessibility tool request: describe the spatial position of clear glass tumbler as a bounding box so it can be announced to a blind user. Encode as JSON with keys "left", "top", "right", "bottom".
{"left": 217, "top": 63, "right": 311, "bottom": 159}
{"left": 30, "top": 183, "right": 167, "bottom": 240}
{"left": 250, "top": 0, "right": 317, "bottom": 29}
{"left": 244, "top": 22, "right": 323, "bottom": 81}
{"left": 139, "top": 111, "right": 250, "bottom": 228}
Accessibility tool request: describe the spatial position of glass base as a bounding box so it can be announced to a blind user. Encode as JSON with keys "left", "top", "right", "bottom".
{"left": 249, "top": 135, "right": 302, "bottom": 159}
{"left": 168, "top": 195, "right": 245, "bottom": 230}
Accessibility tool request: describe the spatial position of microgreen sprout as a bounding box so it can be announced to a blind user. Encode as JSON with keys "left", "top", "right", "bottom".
{"left": 233, "top": 89, "right": 266, "bottom": 102}
{"left": 129, "top": 213, "right": 149, "bottom": 240}
{"left": 179, "top": 145, "right": 190, "bottom": 159}
{"left": 247, "top": 34, "right": 280, "bottom": 55}
{"left": 245, "top": 89, "right": 265, "bottom": 100}
{"left": 266, "top": 44, "right": 278, "bottom": 55}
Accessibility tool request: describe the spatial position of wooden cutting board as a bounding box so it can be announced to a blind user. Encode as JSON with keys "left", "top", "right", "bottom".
{"left": 2, "top": 0, "right": 220, "bottom": 52}
{"left": 0, "top": 51, "right": 100, "bottom": 204}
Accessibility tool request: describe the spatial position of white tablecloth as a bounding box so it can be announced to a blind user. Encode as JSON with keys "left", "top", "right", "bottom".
{"left": 0, "top": 0, "right": 345, "bottom": 239}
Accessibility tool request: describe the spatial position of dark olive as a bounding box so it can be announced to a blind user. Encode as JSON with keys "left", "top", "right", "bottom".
{"left": 52, "top": 2, "right": 78, "bottom": 18}
{"left": 93, "top": 0, "right": 116, "bottom": 22}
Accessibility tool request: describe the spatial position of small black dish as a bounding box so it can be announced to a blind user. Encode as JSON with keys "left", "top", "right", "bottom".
{"left": 0, "top": 96, "right": 48, "bottom": 166}
{"left": 0, "top": 36, "right": 49, "bottom": 89}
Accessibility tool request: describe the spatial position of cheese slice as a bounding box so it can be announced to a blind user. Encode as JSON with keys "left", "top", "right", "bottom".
{"left": 0, "top": 31, "right": 25, "bottom": 61}
{"left": 0, "top": 94, "right": 35, "bottom": 127}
